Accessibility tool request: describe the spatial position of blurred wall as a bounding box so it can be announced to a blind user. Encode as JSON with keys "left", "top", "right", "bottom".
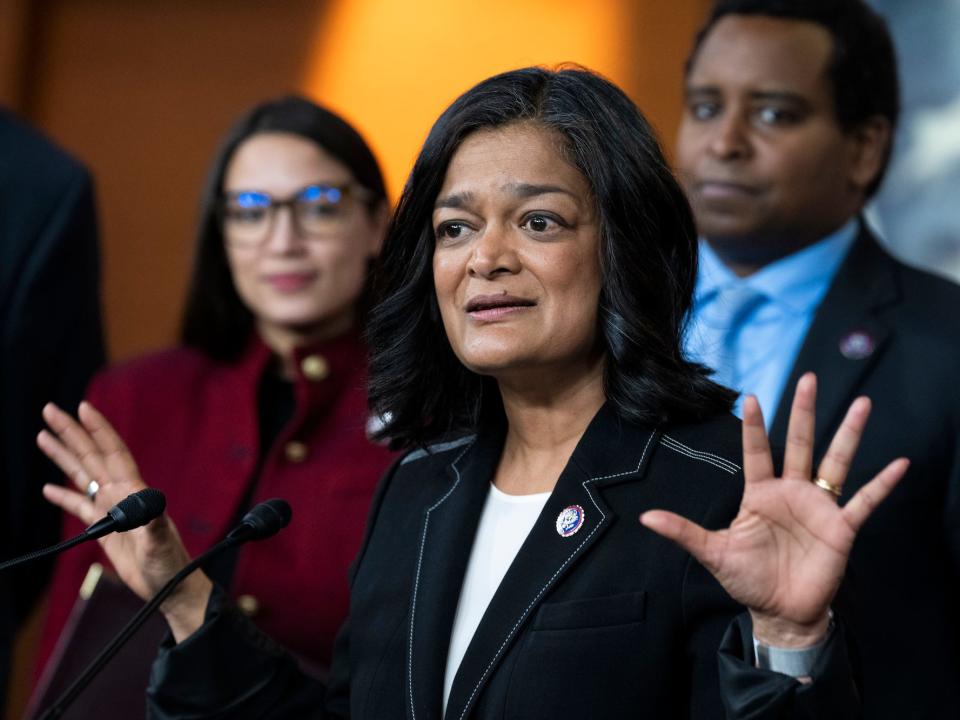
{"left": 301, "top": 0, "right": 711, "bottom": 201}
{"left": 867, "top": 0, "right": 960, "bottom": 281}
{"left": 2, "top": 1, "right": 709, "bottom": 716}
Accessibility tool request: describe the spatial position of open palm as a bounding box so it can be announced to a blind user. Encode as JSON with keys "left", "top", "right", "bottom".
{"left": 642, "top": 373, "right": 908, "bottom": 645}
{"left": 38, "top": 401, "right": 194, "bottom": 603}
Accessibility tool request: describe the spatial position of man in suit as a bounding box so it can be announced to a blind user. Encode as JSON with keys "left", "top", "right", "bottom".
{"left": 678, "top": 1, "right": 960, "bottom": 716}
{"left": 0, "top": 109, "right": 104, "bottom": 710}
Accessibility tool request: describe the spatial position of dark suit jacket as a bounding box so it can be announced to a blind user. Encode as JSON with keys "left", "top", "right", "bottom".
{"left": 147, "top": 406, "right": 857, "bottom": 719}
{"left": 768, "top": 221, "right": 960, "bottom": 718}
{"left": 0, "top": 109, "right": 104, "bottom": 707}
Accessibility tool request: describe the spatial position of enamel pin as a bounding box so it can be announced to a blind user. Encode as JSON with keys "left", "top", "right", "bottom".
{"left": 556, "top": 505, "right": 586, "bottom": 537}
{"left": 839, "top": 330, "right": 876, "bottom": 360}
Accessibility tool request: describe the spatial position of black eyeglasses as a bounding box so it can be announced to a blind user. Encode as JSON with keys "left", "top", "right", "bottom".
{"left": 219, "top": 183, "right": 371, "bottom": 245}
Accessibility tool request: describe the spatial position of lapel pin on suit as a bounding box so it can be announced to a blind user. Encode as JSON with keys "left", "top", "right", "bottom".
{"left": 556, "top": 505, "right": 586, "bottom": 537}
{"left": 839, "top": 329, "right": 876, "bottom": 360}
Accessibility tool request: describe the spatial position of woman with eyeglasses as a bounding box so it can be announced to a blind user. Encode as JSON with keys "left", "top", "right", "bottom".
{"left": 35, "top": 96, "right": 396, "bottom": 689}
{"left": 37, "top": 70, "right": 905, "bottom": 718}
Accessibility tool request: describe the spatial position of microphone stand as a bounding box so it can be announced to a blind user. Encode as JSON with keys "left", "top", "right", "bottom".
{"left": 38, "top": 531, "right": 248, "bottom": 720}
{"left": 0, "top": 534, "right": 94, "bottom": 573}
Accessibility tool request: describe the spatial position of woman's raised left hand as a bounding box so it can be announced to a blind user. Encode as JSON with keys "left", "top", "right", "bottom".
{"left": 640, "top": 372, "right": 908, "bottom": 647}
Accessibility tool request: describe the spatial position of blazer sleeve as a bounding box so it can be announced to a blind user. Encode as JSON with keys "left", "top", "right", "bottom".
{"left": 146, "top": 585, "right": 336, "bottom": 720}
{"left": 718, "top": 613, "right": 860, "bottom": 719}
{"left": 145, "top": 456, "right": 405, "bottom": 720}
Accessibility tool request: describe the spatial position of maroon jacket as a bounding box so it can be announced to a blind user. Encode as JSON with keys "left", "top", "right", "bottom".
{"left": 36, "top": 331, "right": 395, "bottom": 675}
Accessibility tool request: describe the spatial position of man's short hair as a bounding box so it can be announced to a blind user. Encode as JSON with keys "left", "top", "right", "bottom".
{"left": 686, "top": 0, "right": 900, "bottom": 197}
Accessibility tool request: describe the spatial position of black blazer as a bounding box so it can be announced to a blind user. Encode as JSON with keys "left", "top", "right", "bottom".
{"left": 767, "top": 222, "right": 960, "bottom": 719}
{"left": 148, "top": 406, "right": 856, "bottom": 719}
{"left": 0, "top": 110, "right": 104, "bottom": 706}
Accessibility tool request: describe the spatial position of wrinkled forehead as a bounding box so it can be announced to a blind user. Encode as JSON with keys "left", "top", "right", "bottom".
{"left": 435, "top": 124, "right": 589, "bottom": 208}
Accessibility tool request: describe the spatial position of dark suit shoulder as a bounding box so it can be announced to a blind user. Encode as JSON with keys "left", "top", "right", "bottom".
{"left": 886, "top": 242, "right": 960, "bottom": 296}
{"left": 643, "top": 414, "right": 744, "bottom": 536}
{"left": 844, "top": 231, "right": 960, "bottom": 341}
{"left": 386, "top": 435, "right": 476, "bottom": 492}
{"left": 398, "top": 435, "right": 476, "bottom": 468}
{"left": 868, "top": 247, "right": 960, "bottom": 413}
{"left": 887, "top": 250, "right": 960, "bottom": 331}
{"left": 0, "top": 109, "right": 90, "bottom": 197}
{"left": 368, "top": 435, "right": 478, "bottom": 507}
{"left": 657, "top": 412, "right": 743, "bottom": 479}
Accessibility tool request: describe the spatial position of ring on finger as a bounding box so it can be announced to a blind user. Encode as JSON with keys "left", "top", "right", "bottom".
{"left": 85, "top": 479, "right": 100, "bottom": 501}
{"left": 813, "top": 477, "right": 842, "bottom": 498}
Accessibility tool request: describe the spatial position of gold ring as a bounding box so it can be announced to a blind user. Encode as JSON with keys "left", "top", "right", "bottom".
{"left": 813, "top": 477, "right": 842, "bottom": 498}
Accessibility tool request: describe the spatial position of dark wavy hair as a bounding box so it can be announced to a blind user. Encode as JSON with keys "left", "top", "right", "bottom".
{"left": 687, "top": 0, "right": 899, "bottom": 197}
{"left": 367, "top": 66, "right": 735, "bottom": 449}
{"left": 180, "top": 95, "right": 387, "bottom": 360}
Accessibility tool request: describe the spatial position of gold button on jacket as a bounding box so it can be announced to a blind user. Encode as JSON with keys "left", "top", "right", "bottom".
{"left": 301, "top": 354, "right": 329, "bottom": 381}
{"left": 284, "top": 441, "right": 309, "bottom": 463}
{"left": 236, "top": 594, "right": 260, "bottom": 617}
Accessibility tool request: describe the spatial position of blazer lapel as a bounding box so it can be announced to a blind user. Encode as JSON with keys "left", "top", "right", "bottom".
{"left": 443, "top": 405, "right": 658, "bottom": 720}
{"left": 770, "top": 221, "right": 899, "bottom": 459}
{"left": 406, "top": 428, "right": 500, "bottom": 720}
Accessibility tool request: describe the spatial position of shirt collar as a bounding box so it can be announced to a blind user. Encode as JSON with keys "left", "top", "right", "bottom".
{"left": 695, "top": 217, "right": 859, "bottom": 315}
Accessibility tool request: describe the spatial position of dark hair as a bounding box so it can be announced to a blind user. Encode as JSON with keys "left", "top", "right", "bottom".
{"left": 180, "top": 95, "right": 387, "bottom": 360}
{"left": 367, "top": 66, "right": 736, "bottom": 449}
{"left": 687, "top": 0, "right": 899, "bottom": 197}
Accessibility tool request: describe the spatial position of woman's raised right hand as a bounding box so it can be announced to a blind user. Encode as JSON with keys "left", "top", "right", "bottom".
{"left": 38, "top": 401, "right": 212, "bottom": 641}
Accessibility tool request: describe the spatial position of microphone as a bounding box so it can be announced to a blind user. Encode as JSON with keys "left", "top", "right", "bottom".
{"left": 39, "top": 498, "right": 293, "bottom": 720}
{"left": 227, "top": 497, "right": 293, "bottom": 540}
{"left": 0, "top": 488, "right": 166, "bottom": 573}
{"left": 83, "top": 487, "right": 167, "bottom": 540}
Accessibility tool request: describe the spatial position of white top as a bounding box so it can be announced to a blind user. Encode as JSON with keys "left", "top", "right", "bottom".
{"left": 442, "top": 483, "right": 551, "bottom": 711}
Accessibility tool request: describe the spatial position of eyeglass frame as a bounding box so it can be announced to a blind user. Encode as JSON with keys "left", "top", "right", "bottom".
{"left": 217, "top": 182, "right": 375, "bottom": 245}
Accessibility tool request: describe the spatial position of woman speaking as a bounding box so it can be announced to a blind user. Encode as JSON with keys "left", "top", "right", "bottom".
{"left": 38, "top": 67, "right": 905, "bottom": 718}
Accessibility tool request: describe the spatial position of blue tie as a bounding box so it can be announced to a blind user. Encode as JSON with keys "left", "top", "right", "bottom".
{"left": 713, "top": 284, "right": 767, "bottom": 391}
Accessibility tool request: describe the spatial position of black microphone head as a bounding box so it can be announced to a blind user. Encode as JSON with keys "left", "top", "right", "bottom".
{"left": 237, "top": 498, "right": 292, "bottom": 540}
{"left": 107, "top": 488, "right": 166, "bottom": 531}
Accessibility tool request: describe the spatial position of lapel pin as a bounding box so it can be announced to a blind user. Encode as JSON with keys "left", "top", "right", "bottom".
{"left": 839, "top": 330, "right": 876, "bottom": 360}
{"left": 556, "top": 505, "right": 586, "bottom": 537}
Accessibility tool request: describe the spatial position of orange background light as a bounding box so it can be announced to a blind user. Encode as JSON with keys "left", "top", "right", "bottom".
{"left": 304, "top": 0, "right": 634, "bottom": 199}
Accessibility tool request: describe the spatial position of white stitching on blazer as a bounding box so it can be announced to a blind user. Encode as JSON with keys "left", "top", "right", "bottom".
{"left": 660, "top": 435, "right": 740, "bottom": 474}
{"left": 659, "top": 441, "right": 738, "bottom": 474}
{"left": 408, "top": 439, "right": 475, "bottom": 720}
{"left": 455, "top": 430, "right": 658, "bottom": 720}
{"left": 660, "top": 435, "right": 741, "bottom": 471}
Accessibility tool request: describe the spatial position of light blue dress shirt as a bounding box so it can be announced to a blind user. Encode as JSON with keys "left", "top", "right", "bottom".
{"left": 684, "top": 219, "right": 859, "bottom": 426}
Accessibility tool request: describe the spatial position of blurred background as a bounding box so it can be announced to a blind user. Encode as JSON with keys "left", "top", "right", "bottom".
{"left": 0, "top": 0, "right": 714, "bottom": 365}
{"left": 2, "top": 0, "right": 958, "bottom": 715}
